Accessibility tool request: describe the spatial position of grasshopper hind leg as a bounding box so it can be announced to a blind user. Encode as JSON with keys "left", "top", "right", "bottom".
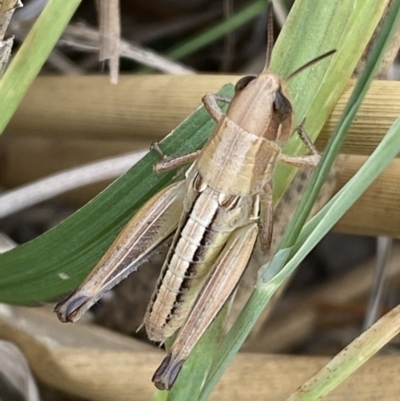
{"left": 54, "top": 181, "right": 185, "bottom": 324}
{"left": 152, "top": 223, "right": 259, "bottom": 390}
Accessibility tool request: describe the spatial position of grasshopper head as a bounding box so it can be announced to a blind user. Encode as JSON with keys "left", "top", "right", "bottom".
{"left": 226, "top": 72, "right": 293, "bottom": 145}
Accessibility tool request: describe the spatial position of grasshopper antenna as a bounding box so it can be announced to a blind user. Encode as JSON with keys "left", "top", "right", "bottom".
{"left": 286, "top": 49, "right": 336, "bottom": 81}
{"left": 263, "top": 2, "right": 274, "bottom": 71}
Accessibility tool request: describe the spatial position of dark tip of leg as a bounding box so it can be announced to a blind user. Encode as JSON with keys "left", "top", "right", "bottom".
{"left": 54, "top": 294, "right": 89, "bottom": 323}
{"left": 152, "top": 353, "right": 185, "bottom": 391}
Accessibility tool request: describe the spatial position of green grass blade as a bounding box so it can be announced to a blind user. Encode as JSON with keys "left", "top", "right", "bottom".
{"left": 0, "top": 0, "right": 82, "bottom": 135}
{"left": 285, "top": 117, "right": 400, "bottom": 400}
{"left": 0, "top": 87, "right": 232, "bottom": 304}
{"left": 287, "top": 303, "right": 400, "bottom": 401}
{"left": 166, "top": 0, "right": 269, "bottom": 61}
{"left": 287, "top": 115, "right": 400, "bottom": 287}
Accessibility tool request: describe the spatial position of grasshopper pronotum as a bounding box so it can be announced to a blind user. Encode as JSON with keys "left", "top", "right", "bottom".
{"left": 55, "top": 7, "right": 335, "bottom": 390}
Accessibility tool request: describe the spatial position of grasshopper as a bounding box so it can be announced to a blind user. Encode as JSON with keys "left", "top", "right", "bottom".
{"left": 54, "top": 9, "right": 335, "bottom": 390}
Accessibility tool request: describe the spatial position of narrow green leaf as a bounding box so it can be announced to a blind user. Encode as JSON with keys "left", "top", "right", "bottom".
{"left": 167, "top": 0, "right": 269, "bottom": 61}
{"left": 288, "top": 115, "right": 400, "bottom": 288}
{"left": 0, "top": 0, "right": 82, "bottom": 135}
{"left": 0, "top": 88, "right": 231, "bottom": 303}
{"left": 288, "top": 302, "right": 400, "bottom": 400}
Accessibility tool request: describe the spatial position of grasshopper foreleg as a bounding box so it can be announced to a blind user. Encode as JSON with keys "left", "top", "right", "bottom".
{"left": 152, "top": 93, "right": 231, "bottom": 173}
{"left": 295, "top": 119, "right": 319, "bottom": 156}
{"left": 202, "top": 93, "right": 231, "bottom": 122}
{"left": 279, "top": 123, "right": 321, "bottom": 168}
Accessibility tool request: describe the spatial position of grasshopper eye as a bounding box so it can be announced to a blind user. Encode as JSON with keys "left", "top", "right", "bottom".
{"left": 273, "top": 90, "right": 292, "bottom": 121}
{"left": 234, "top": 76, "right": 256, "bottom": 93}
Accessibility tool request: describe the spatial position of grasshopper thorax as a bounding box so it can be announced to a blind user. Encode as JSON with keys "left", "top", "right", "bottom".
{"left": 226, "top": 72, "right": 293, "bottom": 146}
